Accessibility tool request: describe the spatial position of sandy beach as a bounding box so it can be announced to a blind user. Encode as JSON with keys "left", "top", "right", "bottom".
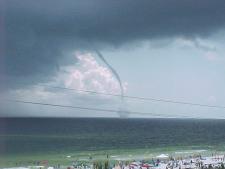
{"left": 2, "top": 153, "right": 225, "bottom": 169}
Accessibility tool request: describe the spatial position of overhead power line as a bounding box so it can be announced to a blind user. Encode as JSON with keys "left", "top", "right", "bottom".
{"left": 34, "top": 84, "right": 225, "bottom": 109}
{"left": 2, "top": 99, "right": 191, "bottom": 118}
{"left": 3, "top": 82, "right": 225, "bottom": 110}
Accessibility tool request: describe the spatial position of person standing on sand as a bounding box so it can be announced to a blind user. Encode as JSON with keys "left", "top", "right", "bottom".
{"left": 152, "top": 158, "right": 155, "bottom": 166}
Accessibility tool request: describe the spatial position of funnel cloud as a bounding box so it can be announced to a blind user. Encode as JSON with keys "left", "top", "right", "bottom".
{"left": 95, "top": 50, "right": 128, "bottom": 118}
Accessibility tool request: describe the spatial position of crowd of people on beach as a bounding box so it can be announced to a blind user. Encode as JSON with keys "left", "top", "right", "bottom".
{"left": 64, "top": 154, "right": 225, "bottom": 169}
{"left": 111, "top": 154, "right": 225, "bottom": 169}
{"left": 3, "top": 154, "right": 225, "bottom": 169}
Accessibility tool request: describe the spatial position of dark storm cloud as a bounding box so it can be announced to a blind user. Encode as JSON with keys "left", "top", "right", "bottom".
{"left": 1, "top": 0, "right": 225, "bottom": 86}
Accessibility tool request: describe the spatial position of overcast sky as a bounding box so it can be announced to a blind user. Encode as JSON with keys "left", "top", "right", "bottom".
{"left": 1, "top": 0, "right": 225, "bottom": 118}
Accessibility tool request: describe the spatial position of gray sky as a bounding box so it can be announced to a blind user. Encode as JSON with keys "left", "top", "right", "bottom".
{"left": 1, "top": 0, "right": 225, "bottom": 118}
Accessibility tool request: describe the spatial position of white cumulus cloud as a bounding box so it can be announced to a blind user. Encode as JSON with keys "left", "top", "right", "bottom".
{"left": 56, "top": 52, "right": 127, "bottom": 95}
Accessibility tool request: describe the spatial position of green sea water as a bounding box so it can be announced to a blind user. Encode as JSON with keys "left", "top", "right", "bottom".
{"left": 0, "top": 118, "right": 225, "bottom": 167}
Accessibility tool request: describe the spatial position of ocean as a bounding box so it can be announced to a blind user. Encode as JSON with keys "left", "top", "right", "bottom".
{"left": 0, "top": 118, "right": 225, "bottom": 156}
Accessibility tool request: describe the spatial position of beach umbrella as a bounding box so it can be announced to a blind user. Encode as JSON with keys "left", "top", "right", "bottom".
{"left": 142, "top": 163, "right": 152, "bottom": 167}
{"left": 130, "top": 162, "right": 139, "bottom": 166}
{"left": 156, "top": 154, "right": 169, "bottom": 159}
{"left": 48, "top": 167, "right": 54, "bottom": 169}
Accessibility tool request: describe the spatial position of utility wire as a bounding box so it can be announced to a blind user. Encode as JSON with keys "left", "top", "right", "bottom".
{"left": 2, "top": 99, "right": 192, "bottom": 118}
{"left": 32, "top": 84, "right": 225, "bottom": 109}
